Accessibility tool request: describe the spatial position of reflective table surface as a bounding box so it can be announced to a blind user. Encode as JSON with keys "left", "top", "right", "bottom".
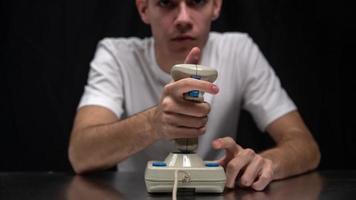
{"left": 1, "top": 170, "right": 356, "bottom": 199}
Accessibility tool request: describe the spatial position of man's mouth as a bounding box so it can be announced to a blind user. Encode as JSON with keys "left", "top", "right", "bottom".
{"left": 171, "top": 36, "right": 195, "bottom": 41}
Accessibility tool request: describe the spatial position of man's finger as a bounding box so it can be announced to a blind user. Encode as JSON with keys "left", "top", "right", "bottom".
{"left": 239, "top": 155, "right": 264, "bottom": 187}
{"left": 224, "top": 157, "right": 241, "bottom": 188}
{"left": 212, "top": 137, "right": 242, "bottom": 169}
{"left": 251, "top": 167, "right": 273, "bottom": 191}
{"left": 164, "top": 78, "right": 219, "bottom": 98}
{"left": 184, "top": 47, "right": 201, "bottom": 64}
{"left": 251, "top": 159, "right": 274, "bottom": 191}
{"left": 212, "top": 137, "right": 241, "bottom": 155}
{"left": 215, "top": 155, "right": 226, "bottom": 166}
{"left": 224, "top": 155, "right": 254, "bottom": 188}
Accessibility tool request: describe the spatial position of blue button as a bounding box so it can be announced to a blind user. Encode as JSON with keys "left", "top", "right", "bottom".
{"left": 191, "top": 75, "right": 201, "bottom": 80}
{"left": 205, "top": 162, "right": 220, "bottom": 167}
{"left": 152, "top": 162, "right": 167, "bottom": 167}
{"left": 188, "top": 90, "right": 199, "bottom": 97}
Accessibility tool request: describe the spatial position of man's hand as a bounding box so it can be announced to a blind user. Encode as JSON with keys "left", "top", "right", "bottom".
{"left": 149, "top": 47, "right": 219, "bottom": 140}
{"left": 212, "top": 137, "right": 274, "bottom": 191}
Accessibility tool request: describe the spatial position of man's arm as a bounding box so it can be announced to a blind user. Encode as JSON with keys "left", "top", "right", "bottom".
{"left": 261, "top": 110, "right": 321, "bottom": 179}
{"left": 212, "top": 110, "right": 320, "bottom": 191}
{"left": 68, "top": 105, "right": 158, "bottom": 174}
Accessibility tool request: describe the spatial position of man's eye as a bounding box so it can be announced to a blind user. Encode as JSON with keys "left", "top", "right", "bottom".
{"left": 187, "top": 0, "right": 208, "bottom": 7}
{"left": 158, "top": 0, "right": 174, "bottom": 8}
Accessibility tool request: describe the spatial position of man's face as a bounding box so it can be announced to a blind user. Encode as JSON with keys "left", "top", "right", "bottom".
{"left": 137, "top": 0, "right": 222, "bottom": 57}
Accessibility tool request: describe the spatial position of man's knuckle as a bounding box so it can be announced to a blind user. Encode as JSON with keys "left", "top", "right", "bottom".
{"left": 161, "top": 98, "right": 169, "bottom": 108}
{"left": 163, "top": 84, "right": 173, "bottom": 94}
{"left": 161, "top": 98, "right": 173, "bottom": 111}
{"left": 255, "top": 154, "right": 262, "bottom": 161}
{"left": 255, "top": 155, "right": 264, "bottom": 164}
{"left": 267, "top": 169, "right": 274, "bottom": 179}
{"left": 227, "top": 161, "right": 239, "bottom": 171}
{"left": 261, "top": 172, "right": 272, "bottom": 181}
{"left": 244, "top": 148, "right": 255, "bottom": 156}
{"left": 225, "top": 137, "right": 235, "bottom": 144}
{"left": 264, "top": 160, "right": 274, "bottom": 170}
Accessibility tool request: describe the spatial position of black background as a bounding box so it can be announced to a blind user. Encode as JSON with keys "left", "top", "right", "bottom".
{"left": 1, "top": 0, "right": 355, "bottom": 171}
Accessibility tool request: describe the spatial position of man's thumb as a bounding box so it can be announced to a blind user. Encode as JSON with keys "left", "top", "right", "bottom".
{"left": 184, "top": 47, "right": 201, "bottom": 64}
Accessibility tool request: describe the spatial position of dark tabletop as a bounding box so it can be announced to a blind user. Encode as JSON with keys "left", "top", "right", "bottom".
{"left": 1, "top": 170, "right": 356, "bottom": 200}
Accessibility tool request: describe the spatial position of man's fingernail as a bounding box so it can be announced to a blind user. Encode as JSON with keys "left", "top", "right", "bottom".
{"left": 211, "top": 85, "right": 219, "bottom": 93}
{"left": 212, "top": 140, "right": 220, "bottom": 148}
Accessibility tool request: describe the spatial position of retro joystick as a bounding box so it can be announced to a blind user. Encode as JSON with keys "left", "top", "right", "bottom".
{"left": 145, "top": 64, "right": 226, "bottom": 193}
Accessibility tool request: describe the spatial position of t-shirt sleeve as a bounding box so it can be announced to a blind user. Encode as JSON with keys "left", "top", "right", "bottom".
{"left": 78, "top": 39, "right": 124, "bottom": 118}
{"left": 240, "top": 35, "right": 297, "bottom": 131}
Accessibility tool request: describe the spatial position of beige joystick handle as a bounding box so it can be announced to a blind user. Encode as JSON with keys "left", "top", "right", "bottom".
{"left": 170, "top": 64, "right": 218, "bottom": 152}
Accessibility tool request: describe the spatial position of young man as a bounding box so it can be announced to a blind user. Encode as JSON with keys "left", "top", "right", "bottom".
{"left": 69, "top": 0, "right": 320, "bottom": 191}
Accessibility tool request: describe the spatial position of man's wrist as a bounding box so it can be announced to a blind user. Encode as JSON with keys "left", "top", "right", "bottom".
{"left": 142, "top": 106, "right": 161, "bottom": 142}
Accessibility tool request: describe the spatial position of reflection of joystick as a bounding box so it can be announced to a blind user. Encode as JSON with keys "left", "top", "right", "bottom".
{"left": 171, "top": 64, "right": 218, "bottom": 153}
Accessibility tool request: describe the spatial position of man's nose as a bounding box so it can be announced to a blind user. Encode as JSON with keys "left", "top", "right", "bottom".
{"left": 175, "top": 2, "right": 193, "bottom": 33}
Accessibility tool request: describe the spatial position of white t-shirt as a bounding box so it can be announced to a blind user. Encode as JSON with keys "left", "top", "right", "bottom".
{"left": 79, "top": 32, "right": 296, "bottom": 172}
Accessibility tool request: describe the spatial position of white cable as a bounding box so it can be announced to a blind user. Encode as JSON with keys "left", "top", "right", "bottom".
{"left": 172, "top": 170, "right": 191, "bottom": 200}
{"left": 173, "top": 170, "right": 179, "bottom": 200}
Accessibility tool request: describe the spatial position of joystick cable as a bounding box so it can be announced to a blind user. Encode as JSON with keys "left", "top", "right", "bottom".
{"left": 172, "top": 170, "right": 191, "bottom": 200}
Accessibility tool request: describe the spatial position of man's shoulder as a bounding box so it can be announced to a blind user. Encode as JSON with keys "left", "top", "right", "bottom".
{"left": 210, "top": 32, "right": 251, "bottom": 42}
{"left": 208, "top": 32, "right": 255, "bottom": 52}
{"left": 207, "top": 32, "right": 256, "bottom": 56}
{"left": 97, "top": 36, "right": 152, "bottom": 53}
